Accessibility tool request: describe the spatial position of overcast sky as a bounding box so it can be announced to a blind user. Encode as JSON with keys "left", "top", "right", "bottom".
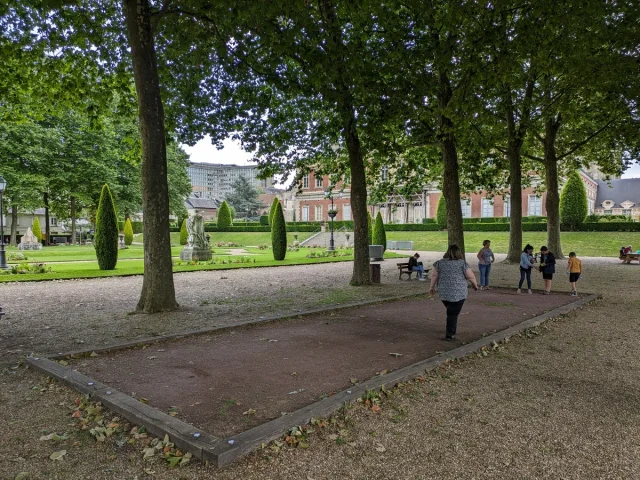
{"left": 182, "top": 136, "right": 640, "bottom": 178}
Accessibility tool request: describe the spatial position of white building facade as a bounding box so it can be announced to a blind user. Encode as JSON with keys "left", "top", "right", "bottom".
{"left": 186, "top": 162, "right": 274, "bottom": 199}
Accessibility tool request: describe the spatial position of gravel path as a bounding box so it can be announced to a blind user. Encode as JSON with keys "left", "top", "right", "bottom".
{"left": 1, "top": 253, "right": 639, "bottom": 479}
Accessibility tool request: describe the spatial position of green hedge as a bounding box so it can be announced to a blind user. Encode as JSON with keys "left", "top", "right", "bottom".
{"left": 421, "top": 218, "right": 437, "bottom": 224}
{"left": 386, "top": 223, "right": 440, "bottom": 231}
{"left": 574, "top": 222, "right": 640, "bottom": 232}
{"left": 117, "top": 220, "right": 144, "bottom": 233}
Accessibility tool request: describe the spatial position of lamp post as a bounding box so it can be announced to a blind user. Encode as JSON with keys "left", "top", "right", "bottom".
{"left": 0, "top": 175, "right": 8, "bottom": 269}
{"left": 324, "top": 190, "right": 343, "bottom": 252}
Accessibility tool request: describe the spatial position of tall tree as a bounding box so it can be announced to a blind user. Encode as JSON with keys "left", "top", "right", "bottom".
{"left": 123, "top": 0, "right": 177, "bottom": 312}
{"left": 226, "top": 176, "right": 262, "bottom": 218}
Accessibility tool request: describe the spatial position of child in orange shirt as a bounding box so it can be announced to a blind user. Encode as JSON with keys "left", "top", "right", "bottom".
{"left": 567, "top": 252, "right": 582, "bottom": 296}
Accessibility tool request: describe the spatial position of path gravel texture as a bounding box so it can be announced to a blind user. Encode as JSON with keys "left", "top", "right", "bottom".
{"left": 1, "top": 251, "right": 639, "bottom": 479}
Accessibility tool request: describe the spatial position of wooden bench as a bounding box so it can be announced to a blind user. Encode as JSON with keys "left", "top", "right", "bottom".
{"left": 397, "top": 262, "right": 430, "bottom": 280}
{"left": 620, "top": 253, "right": 640, "bottom": 264}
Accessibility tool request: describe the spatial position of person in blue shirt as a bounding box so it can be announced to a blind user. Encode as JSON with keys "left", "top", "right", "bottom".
{"left": 517, "top": 244, "right": 535, "bottom": 294}
{"left": 476, "top": 239, "right": 495, "bottom": 290}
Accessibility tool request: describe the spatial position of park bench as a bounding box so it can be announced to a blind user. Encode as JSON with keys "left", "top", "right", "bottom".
{"left": 620, "top": 253, "right": 640, "bottom": 264}
{"left": 397, "top": 262, "right": 430, "bottom": 280}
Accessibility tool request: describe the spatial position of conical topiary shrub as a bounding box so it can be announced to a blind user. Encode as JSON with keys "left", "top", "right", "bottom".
{"left": 32, "top": 216, "right": 43, "bottom": 241}
{"left": 179, "top": 218, "right": 188, "bottom": 245}
{"left": 271, "top": 201, "right": 287, "bottom": 261}
{"left": 368, "top": 211, "right": 373, "bottom": 246}
{"left": 217, "top": 200, "right": 233, "bottom": 229}
{"left": 372, "top": 211, "right": 387, "bottom": 252}
{"left": 560, "top": 170, "right": 588, "bottom": 231}
{"left": 123, "top": 218, "right": 134, "bottom": 246}
{"left": 268, "top": 197, "right": 280, "bottom": 225}
{"left": 94, "top": 184, "right": 119, "bottom": 270}
{"left": 436, "top": 195, "right": 447, "bottom": 230}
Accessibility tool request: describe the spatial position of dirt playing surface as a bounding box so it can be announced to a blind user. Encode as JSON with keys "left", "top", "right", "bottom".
{"left": 72, "top": 289, "right": 579, "bottom": 438}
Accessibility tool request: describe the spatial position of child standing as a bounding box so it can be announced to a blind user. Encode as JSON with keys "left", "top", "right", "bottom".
{"left": 567, "top": 252, "right": 582, "bottom": 296}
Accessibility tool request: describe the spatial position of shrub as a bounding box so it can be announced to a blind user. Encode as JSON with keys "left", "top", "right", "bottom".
{"left": 271, "top": 201, "right": 287, "bottom": 260}
{"left": 94, "top": 184, "right": 119, "bottom": 270}
{"left": 436, "top": 195, "right": 447, "bottom": 230}
{"left": 421, "top": 218, "right": 437, "bottom": 224}
{"left": 259, "top": 215, "right": 269, "bottom": 226}
{"left": 372, "top": 212, "right": 387, "bottom": 251}
{"left": 269, "top": 197, "right": 280, "bottom": 225}
{"left": 32, "top": 216, "right": 42, "bottom": 241}
{"left": 368, "top": 212, "right": 373, "bottom": 245}
{"left": 560, "top": 170, "right": 588, "bottom": 230}
{"left": 179, "top": 218, "right": 188, "bottom": 245}
{"left": 217, "top": 201, "right": 233, "bottom": 229}
{"left": 123, "top": 218, "right": 134, "bottom": 246}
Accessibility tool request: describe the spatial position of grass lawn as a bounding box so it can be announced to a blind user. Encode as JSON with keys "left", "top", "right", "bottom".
{"left": 0, "top": 247, "right": 403, "bottom": 283}
{"left": 4, "top": 244, "right": 184, "bottom": 263}
{"left": 386, "top": 231, "right": 640, "bottom": 257}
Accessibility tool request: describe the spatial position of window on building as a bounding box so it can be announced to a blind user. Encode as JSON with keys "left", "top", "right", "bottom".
{"left": 302, "top": 175, "right": 309, "bottom": 188}
{"left": 343, "top": 205, "right": 351, "bottom": 221}
{"left": 481, "top": 198, "right": 493, "bottom": 218}
{"left": 315, "top": 175, "right": 323, "bottom": 188}
{"left": 302, "top": 206, "right": 309, "bottom": 221}
{"left": 461, "top": 199, "right": 471, "bottom": 218}
{"left": 315, "top": 205, "right": 322, "bottom": 221}
{"left": 50, "top": 218, "right": 57, "bottom": 226}
{"left": 528, "top": 195, "right": 542, "bottom": 216}
{"left": 603, "top": 209, "right": 612, "bottom": 215}
{"left": 503, "top": 195, "right": 511, "bottom": 217}
{"left": 381, "top": 168, "right": 388, "bottom": 181}
{"left": 623, "top": 209, "right": 632, "bottom": 215}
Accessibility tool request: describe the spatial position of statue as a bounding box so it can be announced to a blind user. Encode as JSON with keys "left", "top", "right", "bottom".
{"left": 186, "top": 210, "right": 208, "bottom": 249}
{"left": 180, "top": 210, "right": 212, "bottom": 261}
{"left": 18, "top": 227, "right": 42, "bottom": 250}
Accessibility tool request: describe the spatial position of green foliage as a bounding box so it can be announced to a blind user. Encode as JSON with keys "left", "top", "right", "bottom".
{"left": 217, "top": 201, "right": 233, "bottom": 229}
{"left": 436, "top": 196, "right": 447, "bottom": 230}
{"left": 372, "top": 212, "right": 387, "bottom": 251}
{"left": 271, "top": 201, "right": 287, "bottom": 260}
{"left": 226, "top": 176, "right": 263, "bottom": 218}
{"left": 123, "top": 218, "right": 134, "bottom": 246}
{"left": 31, "top": 217, "right": 43, "bottom": 241}
{"left": 386, "top": 223, "right": 439, "bottom": 231}
{"left": 368, "top": 212, "right": 373, "bottom": 245}
{"left": 560, "top": 171, "right": 588, "bottom": 230}
{"left": 259, "top": 215, "right": 269, "bottom": 225}
{"left": 94, "top": 184, "right": 118, "bottom": 270}
{"left": 179, "top": 218, "right": 188, "bottom": 245}
{"left": 268, "top": 198, "right": 280, "bottom": 225}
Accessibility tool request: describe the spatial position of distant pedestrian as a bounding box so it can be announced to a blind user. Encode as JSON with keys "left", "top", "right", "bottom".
{"left": 517, "top": 244, "right": 535, "bottom": 294}
{"left": 567, "top": 252, "right": 582, "bottom": 296}
{"left": 476, "top": 239, "right": 495, "bottom": 290}
{"left": 430, "top": 244, "right": 479, "bottom": 341}
{"left": 538, "top": 246, "right": 556, "bottom": 295}
{"left": 408, "top": 252, "right": 426, "bottom": 281}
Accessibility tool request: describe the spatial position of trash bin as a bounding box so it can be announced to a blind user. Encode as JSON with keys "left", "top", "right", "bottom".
{"left": 370, "top": 263, "right": 381, "bottom": 284}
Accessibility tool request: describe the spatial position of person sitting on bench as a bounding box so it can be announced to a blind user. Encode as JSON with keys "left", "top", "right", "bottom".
{"left": 408, "top": 253, "right": 426, "bottom": 281}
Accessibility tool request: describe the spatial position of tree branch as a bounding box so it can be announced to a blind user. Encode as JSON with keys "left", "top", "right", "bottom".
{"left": 557, "top": 119, "right": 616, "bottom": 160}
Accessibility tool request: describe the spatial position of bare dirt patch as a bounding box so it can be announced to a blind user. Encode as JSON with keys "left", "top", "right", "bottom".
{"left": 71, "top": 290, "right": 577, "bottom": 439}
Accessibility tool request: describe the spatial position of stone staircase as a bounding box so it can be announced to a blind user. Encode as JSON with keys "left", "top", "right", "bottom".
{"left": 300, "top": 231, "right": 353, "bottom": 248}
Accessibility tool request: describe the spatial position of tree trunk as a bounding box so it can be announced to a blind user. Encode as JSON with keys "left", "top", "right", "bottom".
{"left": 319, "top": 0, "right": 370, "bottom": 286}
{"left": 70, "top": 195, "right": 77, "bottom": 245}
{"left": 44, "top": 191, "right": 50, "bottom": 246}
{"left": 543, "top": 116, "right": 563, "bottom": 258}
{"left": 506, "top": 143, "right": 523, "bottom": 263}
{"left": 343, "top": 110, "right": 371, "bottom": 286}
{"left": 123, "top": 0, "right": 178, "bottom": 312}
{"left": 10, "top": 203, "right": 17, "bottom": 246}
{"left": 438, "top": 71, "right": 464, "bottom": 254}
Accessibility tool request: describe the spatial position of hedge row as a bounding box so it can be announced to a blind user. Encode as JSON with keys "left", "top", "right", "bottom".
{"left": 117, "top": 221, "right": 144, "bottom": 233}
{"left": 167, "top": 221, "right": 640, "bottom": 234}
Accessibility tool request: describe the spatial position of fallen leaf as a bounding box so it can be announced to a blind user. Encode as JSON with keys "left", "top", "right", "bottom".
{"left": 49, "top": 450, "right": 67, "bottom": 461}
{"left": 375, "top": 443, "right": 386, "bottom": 453}
{"left": 243, "top": 409, "right": 256, "bottom": 416}
{"left": 89, "top": 351, "right": 99, "bottom": 357}
{"left": 371, "top": 405, "right": 382, "bottom": 413}
{"left": 58, "top": 360, "right": 69, "bottom": 366}
{"left": 146, "top": 356, "right": 157, "bottom": 360}
{"left": 14, "top": 472, "right": 29, "bottom": 480}
{"left": 389, "top": 353, "right": 403, "bottom": 358}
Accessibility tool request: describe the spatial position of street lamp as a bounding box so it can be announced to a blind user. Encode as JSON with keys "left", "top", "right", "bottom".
{"left": 324, "top": 190, "right": 343, "bottom": 252}
{"left": 0, "top": 175, "right": 8, "bottom": 269}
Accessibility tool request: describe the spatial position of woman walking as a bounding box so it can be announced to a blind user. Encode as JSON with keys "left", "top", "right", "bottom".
{"left": 517, "top": 244, "right": 535, "bottom": 294}
{"left": 429, "top": 245, "right": 479, "bottom": 341}
{"left": 539, "top": 246, "right": 556, "bottom": 294}
{"left": 476, "top": 239, "right": 495, "bottom": 290}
